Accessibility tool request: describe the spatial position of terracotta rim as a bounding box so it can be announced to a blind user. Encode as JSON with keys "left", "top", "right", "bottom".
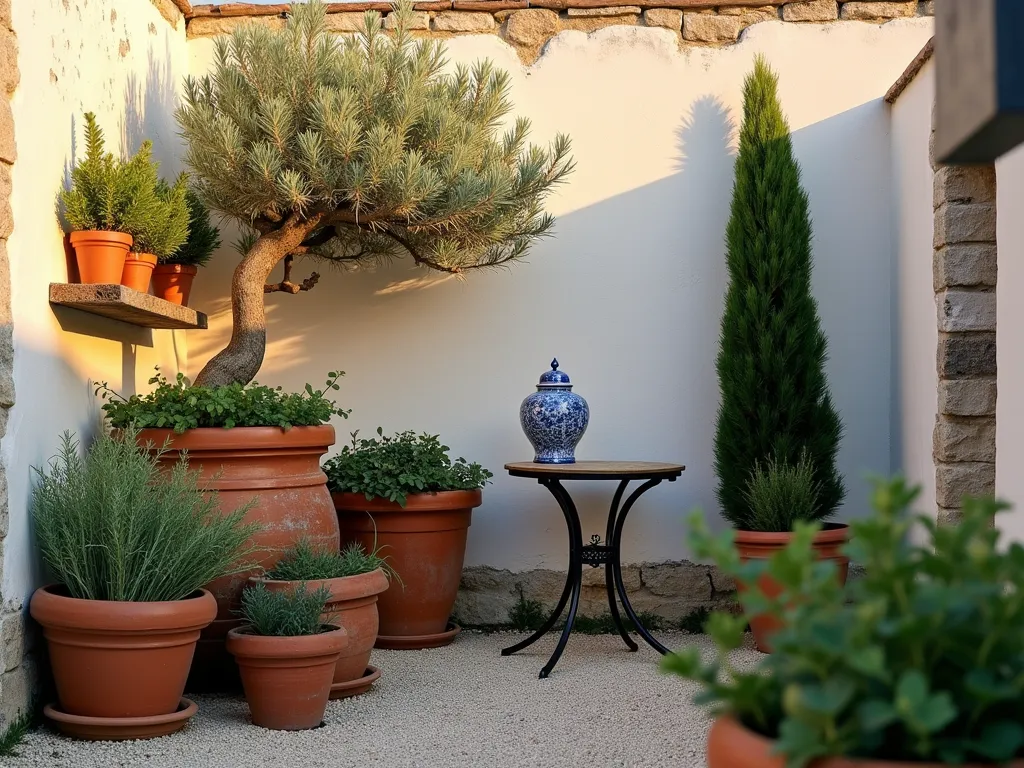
{"left": 226, "top": 624, "right": 348, "bottom": 660}
{"left": 255, "top": 568, "right": 390, "bottom": 603}
{"left": 375, "top": 622, "right": 461, "bottom": 650}
{"left": 30, "top": 585, "right": 217, "bottom": 633}
{"left": 135, "top": 425, "right": 336, "bottom": 453}
{"left": 69, "top": 230, "right": 133, "bottom": 247}
{"left": 733, "top": 522, "right": 849, "bottom": 548}
{"left": 329, "top": 665, "right": 381, "bottom": 699}
{"left": 332, "top": 489, "right": 483, "bottom": 513}
{"left": 154, "top": 264, "right": 198, "bottom": 275}
{"left": 44, "top": 698, "right": 197, "bottom": 741}
{"left": 125, "top": 252, "right": 158, "bottom": 265}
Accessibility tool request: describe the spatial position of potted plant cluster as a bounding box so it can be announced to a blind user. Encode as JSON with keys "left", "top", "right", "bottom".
{"left": 227, "top": 583, "right": 347, "bottom": 731}
{"left": 326, "top": 429, "right": 491, "bottom": 649}
{"left": 29, "top": 429, "right": 257, "bottom": 740}
{"left": 153, "top": 186, "right": 220, "bottom": 306}
{"left": 664, "top": 477, "right": 1024, "bottom": 768}
{"left": 712, "top": 57, "right": 847, "bottom": 652}
{"left": 121, "top": 176, "right": 191, "bottom": 294}
{"left": 97, "top": 370, "right": 349, "bottom": 688}
{"left": 258, "top": 540, "right": 393, "bottom": 698}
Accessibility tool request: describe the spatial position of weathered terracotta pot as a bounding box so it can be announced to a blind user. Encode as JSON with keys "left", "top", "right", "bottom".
{"left": 29, "top": 585, "right": 216, "bottom": 724}
{"left": 69, "top": 230, "right": 132, "bottom": 284}
{"left": 135, "top": 426, "right": 340, "bottom": 687}
{"left": 707, "top": 716, "right": 1024, "bottom": 768}
{"left": 257, "top": 568, "right": 389, "bottom": 698}
{"left": 120, "top": 252, "right": 157, "bottom": 293}
{"left": 734, "top": 523, "right": 850, "bottom": 653}
{"left": 152, "top": 264, "right": 197, "bottom": 305}
{"left": 334, "top": 490, "right": 482, "bottom": 649}
{"left": 226, "top": 625, "right": 347, "bottom": 731}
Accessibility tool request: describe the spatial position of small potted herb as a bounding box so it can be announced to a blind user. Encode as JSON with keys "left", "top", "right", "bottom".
{"left": 257, "top": 540, "right": 393, "bottom": 698}
{"left": 29, "top": 429, "right": 257, "bottom": 740}
{"left": 227, "top": 583, "right": 347, "bottom": 730}
{"left": 121, "top": 176, "right": 190, "bottom": 294}
{"left": 664, "top": 477, "right": 1024, "bottom": 768}
{"left": 326, "top": 429, "right": 491, "bottom": 649}
{"left": 152, "top": 187, "right": 220, "bottom": 306}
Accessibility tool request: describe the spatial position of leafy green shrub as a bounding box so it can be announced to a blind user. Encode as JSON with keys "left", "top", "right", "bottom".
{"left": 130, "top": 176, "right": 191, "bottom": 260}
{"left": 323, "top": 429, "right": 491, "bottom": 506}
{"left": 663, "top": 477, "right": 1023, "bottom": 768}
{"left": 163, "top": 187, "right": 220, "bottom": 267}
{"left": 240, "top": 582, "right": 333, "bottom": 636}
{"left": 97, "top": 370, "right": 349, "bottom": 433}
{"left": 267, "top": 540, "right": 391, "bottom": 582}
{"left": 740, "top": 451, "right": 824, "bottom": 532}
{"left": 32, "top": 429, "right": 259, "bottom": 602}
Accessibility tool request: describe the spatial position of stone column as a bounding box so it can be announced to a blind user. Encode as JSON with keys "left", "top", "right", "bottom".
{"left": 931, "top": 110, "right": 998, "bottom": 524}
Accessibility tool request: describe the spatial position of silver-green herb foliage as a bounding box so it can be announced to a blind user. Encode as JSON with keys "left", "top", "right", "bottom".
{"left": 32, "top": 429, "right": 259, "bottom": 602}
{"left": 323, "top": 428, "right": 491, "bottom": 506}
{"left": 267, "top": 539, "right": 393, "bottom": 582}
{"left": 741, "top": 450, "right": 824, "bottom": 533}
{"left": 663, "top": 477, "right": 1024, "bottom": 767}
{"left": 240, "top": 582, "right": 333, "bottom": 636}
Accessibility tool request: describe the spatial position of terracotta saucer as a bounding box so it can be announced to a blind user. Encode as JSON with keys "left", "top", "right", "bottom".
{"left": 374, "top": 622, "right": 461, "bottom": 650}
{"left": 44, "top": 698, "right": 198, "bottom": 741}
{"left": 329, "top": 665, "right": 381, "bottom": 700}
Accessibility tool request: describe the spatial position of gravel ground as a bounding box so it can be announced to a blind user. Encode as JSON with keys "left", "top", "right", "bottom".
{"left": 10, "top": 631, "right": 759, "bottom": 768}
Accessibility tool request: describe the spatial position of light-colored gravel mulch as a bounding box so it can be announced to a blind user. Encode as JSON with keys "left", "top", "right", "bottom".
{"left": 10, "top": 631, "right": 759, "bottom": 768}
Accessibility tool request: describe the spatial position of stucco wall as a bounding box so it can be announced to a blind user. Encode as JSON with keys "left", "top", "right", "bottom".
{"left": 890, "top": 58, "right": 937, "bottom": 527}
{"left": 2, "top": 0, "right": 189, "bottom": 666}
{"left": 187, "top": 18, "right": 933, "bottom": 575}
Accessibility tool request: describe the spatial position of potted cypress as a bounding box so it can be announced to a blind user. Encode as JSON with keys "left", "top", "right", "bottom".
{"left": 712, "top": 57, "right": 846, "bottom": 652}
{"left": 29, "top": 429, "right": 257, "bottom": 740}
{"left": 122, "top": 177, "right": 191, "bottom": 294}
{"left": 153, "top": 187, "right": 220, "bottom": 306}
{"left": 228, "top": 583, "right": 347, "bottom": 731}
{"left": 664, "top": 478, "right": 1024, "bottom": 768}
{"left": 257, "top": 540, "right": 392, "bottom": 698}
{"left": 326, "top": 430, "right": 491, "bottom": 649}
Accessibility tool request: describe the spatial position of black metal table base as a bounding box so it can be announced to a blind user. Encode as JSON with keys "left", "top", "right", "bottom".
{"left": 501, "top": 477, "right": 672, "bottom": 678}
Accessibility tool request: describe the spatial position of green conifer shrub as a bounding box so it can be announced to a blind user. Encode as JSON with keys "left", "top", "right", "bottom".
{"left": 712, "top": 57, "right": 844, "bottom": 532}
{"left": 163, "top": 187, "right": 221, "bottom": 267}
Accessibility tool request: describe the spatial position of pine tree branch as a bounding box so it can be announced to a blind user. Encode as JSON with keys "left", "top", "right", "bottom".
{"left": 263, "top": 254, "right": 321, "bottom": 293}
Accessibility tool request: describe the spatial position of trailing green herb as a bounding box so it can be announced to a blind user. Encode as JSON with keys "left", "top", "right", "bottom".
{"left": 240, "top": 582, "right": 333, "bottom": 636}
{"left": 323, "top": 429, "right": 491, "bottom": 506}
{"left": 32, "top": 429, "right": 259, "bottom": 602}
{"left": 96, "top": 370, "right": 349, "bottom": 433}
{"left": 663, "top": 477, "right": 1024, "bottom": 767}
{"left": 267, "top": 540, "right": 393, "bottom": 582}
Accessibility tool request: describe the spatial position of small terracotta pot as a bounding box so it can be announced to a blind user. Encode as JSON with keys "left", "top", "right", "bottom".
{"left": 152, "top": 264, "right": 198, "bottom": 306}
{"left": 258, "top": 569, "right": 389, "bottom": 696}
{"left": 734, "top": 523, "right": 850, "bottom": 653}
{"left": 69, "top": 230, "right": 132, "bottom": 284}
{"left": 707, "top": 716, "right": 1024, "bottom": 768}
{"left": 334, "top": 490, "right": 482, "bottom": 648}
{"left": 29, "top": 585, "right": 216, "bottom": 721}
{"left": 226, "top": 625, "right": 347, "bottom": 730}
{"left": 121, "top": 252, "right": 158, "bottom": 293}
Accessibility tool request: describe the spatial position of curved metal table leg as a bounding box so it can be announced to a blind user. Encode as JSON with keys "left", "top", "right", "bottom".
{"left": 501, "top": 479, "right": 581, "bottom": 667}
{"left": 605, "top": 479, "right": 638, "bottom": 652}
{"left": 611, "top": 478, "right": 671, "bottom": 655}
{"left": 539, "top": 479, "right": 583, "bottom": 678}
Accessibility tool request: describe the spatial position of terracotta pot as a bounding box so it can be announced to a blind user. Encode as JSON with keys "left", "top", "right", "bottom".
{"left": 707, "top": 716, "right": 1024, "bottom": 768}
{"left": 334, "top": 489, "right": 481, "bottom": 647}
{"left": 734, "top": 523, "right": 850, "bottom": 653}
{"left": 258, "top": 568, "right": 389, "bottom": 696}
{"left": 152, "top": 264, "right": 198, "bottom": 306}
{"left": 226, "top": 625, "right": 347, "bottom": 730}
{"left": 135, "top": 426, "right": 340, "bottom": 688}
{"left": 121, "top": 252, "right": 158, "bottom": 293}
{"left": 29, "top": 585, "right": 216, "bottom": 721}
{"left": 69, "top": 230, "right": 132, "bottom": 284}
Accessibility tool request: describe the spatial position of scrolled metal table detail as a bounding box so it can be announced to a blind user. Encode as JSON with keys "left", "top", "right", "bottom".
{"left": 501, "top": 461, "right": 686, "bottom": 679}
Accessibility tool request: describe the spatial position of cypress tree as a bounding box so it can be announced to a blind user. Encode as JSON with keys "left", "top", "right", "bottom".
{"left": 712, "top": 56, "right": 845, "bottom": 532}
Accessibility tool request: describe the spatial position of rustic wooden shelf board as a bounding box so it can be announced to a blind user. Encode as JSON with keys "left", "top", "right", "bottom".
{"left": 49, "top": 284, "right": 208, "bottom": 330}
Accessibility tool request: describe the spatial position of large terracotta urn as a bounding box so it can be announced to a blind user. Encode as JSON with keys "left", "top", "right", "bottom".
{"left": 136, "top": 426, "right": 339, "bottom": 688}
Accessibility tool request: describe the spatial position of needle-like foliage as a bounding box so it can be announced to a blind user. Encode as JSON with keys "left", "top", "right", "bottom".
{"left": 240, "top": 582, "right": 334, "bottom": 636}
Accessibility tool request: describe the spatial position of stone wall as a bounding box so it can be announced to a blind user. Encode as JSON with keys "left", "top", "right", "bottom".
{"left": 187, "top": 0, "right": 934, "bottom": 62}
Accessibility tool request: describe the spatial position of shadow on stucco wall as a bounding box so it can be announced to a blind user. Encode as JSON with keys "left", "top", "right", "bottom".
{"left": 123, "top": 32, "right": 183, "bottom": 173}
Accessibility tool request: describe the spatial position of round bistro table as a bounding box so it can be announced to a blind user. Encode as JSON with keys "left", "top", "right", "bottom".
{"left": 502, "top": 461, "right": 686, "bottom": 678}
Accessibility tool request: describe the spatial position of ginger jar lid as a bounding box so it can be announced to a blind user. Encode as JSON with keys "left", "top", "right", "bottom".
{"left": 537, "top": 359, "right": 572, "bottom": 389}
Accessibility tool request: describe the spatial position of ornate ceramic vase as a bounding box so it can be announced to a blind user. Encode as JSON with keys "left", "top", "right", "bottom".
{"left": 519, "top": 359, "right": 589, "bottom": 464}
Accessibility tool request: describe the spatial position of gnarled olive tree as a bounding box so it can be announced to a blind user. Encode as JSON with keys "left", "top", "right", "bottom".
{"left": 177, "top": 0, "right": 574, "bottom": 387}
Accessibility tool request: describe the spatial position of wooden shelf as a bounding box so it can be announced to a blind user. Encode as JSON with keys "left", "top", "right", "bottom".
{"left": 49, "top": 284, "right": 208, "bottom": 330}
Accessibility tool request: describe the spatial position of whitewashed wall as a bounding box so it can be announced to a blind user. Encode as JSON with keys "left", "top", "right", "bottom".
{"left": 186, "top": 19, "right": 933, "bottom": 572}
{"left": 3, "top": 0, "right": 189, "bottom": 603}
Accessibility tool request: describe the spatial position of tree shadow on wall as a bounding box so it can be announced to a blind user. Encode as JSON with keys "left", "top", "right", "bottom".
{"left": 122, "top": 32, "right": 184, "bottom": 174}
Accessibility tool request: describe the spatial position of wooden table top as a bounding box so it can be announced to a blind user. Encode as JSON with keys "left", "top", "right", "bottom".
{"left": 505, "top": 461, "right": 685, "bottom": 480}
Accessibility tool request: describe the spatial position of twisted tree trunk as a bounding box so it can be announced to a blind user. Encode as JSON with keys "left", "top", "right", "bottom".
{"left": 194, "top": 215, "right": 321, "bottom": 387}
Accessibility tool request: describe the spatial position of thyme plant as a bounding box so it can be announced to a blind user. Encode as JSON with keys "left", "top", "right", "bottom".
{"left": 240, "top": 582, "right": 333, "bottom": 636}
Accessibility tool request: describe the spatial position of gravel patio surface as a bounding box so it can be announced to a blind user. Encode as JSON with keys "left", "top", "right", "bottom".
{"left": 10, "top": 631, "right": 760, "bottom": 768}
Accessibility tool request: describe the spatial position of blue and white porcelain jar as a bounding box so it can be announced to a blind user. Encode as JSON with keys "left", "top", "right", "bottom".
{"left": 519, "top": 359, "right": 589, "bottom": 464}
